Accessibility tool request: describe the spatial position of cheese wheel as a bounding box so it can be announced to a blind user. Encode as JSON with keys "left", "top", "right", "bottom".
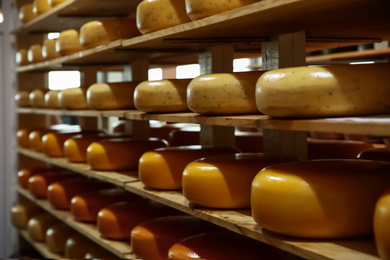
{"left": 19, "top": 4, "right": 37, "bottom": 23}
{"left": 33, "top": 0, "right": 51, "bottom": 15}
{"left": 255, "top": 63, "right": 390, "bottom": 118}
{"left": 84, "top": 247, "right": 118, "bottom": 259}
{"left": 17, "top": 128, "right": 34, "bottom": 148}
{"left": 187, "top": 71, "right": 265, "bottom": 115}
{"left": 168, "top": 231, "right": 279, "bottom": 260}
{"left": 47, "top": 178, "right": 113, "bottom": 210}
{"left": 97, "top": 200, "right": 180, "bottom": 240}
{"left": 29, "top": 89, "right": 47, "bottom": 108}
{"left": 28, "top": 171, "right": 77, "bottom": 198}
{"left": 58, "top": 86, "right": 88, "bottom": 109}
{"left": 183, "top": 153, "right": 298, "bottom": 208}
{"left": 308, "top": 139, "right": 374, "bottom": 160}
{"left": 87, "top": 82, "right": 138, "bottom": 109}
{"left": 44, "top": 90, "right": 60, "bottom": 108}
{"left": 48, "top": 0, "right": 67, "bottom": 7}
{"left": 71, "top": 188, "right": 140, "bottom": 222}
{"left": 80, "top": 18, "right": 140, "bottom": 49}
{"left": 185, "top": 0, "right": 259, "bottom": 20}
{"left": 16, "top": 49, "right": 30, "bottom": 66}
{"left": 29, "top": 129, "right": 53, "bottom": 152}
{"left": 136, "top": 0, "right": 191, "bottom": 35}
{"left": 235, "top": 132, "right": 263, "bottom": 153}
{"left": 42, "top": 39, "right": 60, "bottom": 60}
{"left": 27, "top": 213, "right": 60, "bottom": 241}
{"left": 11, "top": 202, "right": 43, "bottom": 229}
{"left": 65, "top": 234, "right": 94, "bottom": 258}
{"left": 18, "top": 166, "right": 60, "bottom": 189}
{"left": 251, "top": 159, "right": 390, "bottom": 238}
{"left": 15, "top": 91, "right": 31, "bottom": 107}
{"left": 358, "top": 148, "right": 390, "bottom": 163}
{"left": 42, "top": 131, "right": 88, "bottom": 157}
{"left": 374, "top": 188, "right": 390, "bottom": 260}
{"left": 134, "top": 79, "right": 191, "bottom": 113}
{"left": 131, "top": 215, "right": 221, "bottom": 260}
{"left": 87, "top": 137, "right": 168, "bottom": 171}
{"left": 28, "top": 44, "right": 45, "bottom": 63}
{"left": 45, "top": 223, "right": 77, "bottom": 253}
{"left": 56, "top": 29, "right": 84, "bottom": 56}
{"left": 139, "top": 145, "right": 240, "bottom": 190}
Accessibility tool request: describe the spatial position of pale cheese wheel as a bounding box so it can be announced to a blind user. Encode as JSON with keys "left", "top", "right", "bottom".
{"left": 255, "top": 63, "right": 390, "bottom": 118}
{"left": 42, "top": 131, "right": 87, "bottom": 157}
{"left": 28, "top": 171, "right": 77, "bottom": 199}
{"left": 139, "top": 145, "right": 240, "bottom": 190}
{"left": 33, "top": 0, "right": 52, "bottom": 15}
{"left": 44, "top": 90, "right": 60, "bottom": 108}
{"left": 134, "top": 79, "right": 191, "bottom": 113}
{"left": 27, "top": 213, "right": 60, "bottom": 241}
{"left": 187, "top": 71, "right": 265, "bottom": 115}
{"left": 29, "top": 89, "right": 47, "bottom": 108}
{"left": 87, "top": 82, "right": 138, "bottom": 109}
{"left": 15, "top": 91, "right": 30, "bottom": 107}
{"left": 11, "top": 202, "right": 43, "bottom": 229}
{"left": 80, "top": 18, "right": 140, "bottom": 49}
{"left": 183, "top": 153, "right": 298, "bottom": 208}
{"left": 65, "top": 234, "right": 94, "bottom": 258}
{"left": 28, "top": 44, "right": 45, "bottom": 63}
{"left": 16, "top": 49, "right": 30, "bottom": 66}
{"left": 48, "top": 0, "right": 68, "bottom": 7}
{"left": 185, "top": 0, "right": 259, "bottom": 21}
{"left": 58, "top": 86, "right": 88, "bottom": 109}
{"left": 251, "top": 159, "right": 390, "bottom": 238}
{"left": 56, "top": 29, "right": 84, "bottom": 56}
{"left": 374, "top": 188, "right": 390, "bottom": 260}
{"left": 19, "top": 4, "right": 37, "bottom": 23}
{"left": 45, "top": 223, "right": 77, "bottom": 254}
{"left": 42, "top": 39, "right": 60, "bottom": 60}
{"left": 136, "top": 0, "right": 191, "bottom": 35}
{"left": 87, "top": 137, "right": 168, "bottom": 171}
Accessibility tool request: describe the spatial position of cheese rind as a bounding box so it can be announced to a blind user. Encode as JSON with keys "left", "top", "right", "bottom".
{"left": 87, "top": 82, "right": 138, "bottom": 109}
{"left": 42, "top": 39, "right": 60, "bottom": 60}
{"left": 45, "top": 223, "right": 76, "bottom": 253}
{"left": 48, "top": 0, "right": 67, "bottom": 7}
{"left": 15, "top": 91, "right": 30, "bottom": 107}
{"left": 374, "top": 188, "right": 390, "bottom": 260}
{"left": 29, "top": 129, "right": 52, "bottom": 152}
{"left": 84, "top": 247, "right": 118, "bottom": 259}
{"left": 56, "top": 29, "right": 84, "bottom": 56}
{"left": 29, "top": 89, "right": 47, "bottom": 108}
{"left": 11, "top": 203, "right": 43, "bottom": 229}
{"left": 16, "top": 49, "right": 30, "bottom": 66}
{"left": 65, "top": 234, "right": 94, "bottom": 258}
{"left": 19, "top": 4, "right": 37, "bottom": 23}
{"left": 33, "top": 0, "right": 52, "bottom": 15}
{"left": 28, "top": 171, "right": 77, "bottom": 198}
{"left": 58, "top": 87, "right": 88, "bottom": 109}
{"left": 187, "top": 72, "right": 265, "bottom": 115}
{"left": 28, "top": 44, "right": 45, "bottom": 63}
{"left": 42, "top": 131, "right": 83, "bottom": 157}
{"left": 256, "top": 64, "right": 390, "bottom": 118}
{"left": 27, "top": 213, "right": 60, "bottom": 241}
{"left": 44, "top": 90, "right": 61, "bottom": 108}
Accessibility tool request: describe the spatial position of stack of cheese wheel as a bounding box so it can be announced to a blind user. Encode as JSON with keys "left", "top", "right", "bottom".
{"left": 15, "top": 91, "right": 30, "bottom": 107}
{"left": 45, "top": 223, "right": 77, "bottom": 254}
{"left": 374, "top": 188, "right": 390, "bottom": 260}
{"left": 16, "top": 49, "right": 29, "bottom": 66}
{"left": 11, "top": 202, "right": 44, "bottom": 229}
{"left": 251, "top": 159, "right": 390, "bottom": 238}
{"left": 308, "top": 139, "right": 374, "bottom": 159}
{"left": 185, "top": 0, "right": 260, "bottom": 20}
{"left": 65, "top": 234, "right": 95, "bottom": 258}
{"left": 183, "top": 153, "right": 298, "bottom": 209}
{"left": 29, "top": 89, "right": 47, "bottom": 108}
{"left": 87, "top": 137, "right": 168, "bottom": 171}
{"left": 136, "top": 0, "right": 191, "bottom": 34}
{"left": 32, "top": 0, "right": 52, "bottom": 16}
{"left": 42, "top": 39, "right": 60, "bottom": 60}
{"left": 139, "top": 145, "right": 240, "bottom": 190}
{"left": 44, "top": 90, "right": 61, "bottom": 108}
{"left": 134, "top": 79, "right": 191, "bottom": 113}
{"left": 48, "top": 0, "right": 68, "bottom": 7}
{"left": 187, "top": 71, "right": 265, "bottom": 115}
{"left": 70, "top": 188, "right": 140, "bottom": 222}
{"left": 358, "top": 148, "right": 390, "bottom": 163}
{"left": 58, "top": 86, "right": 88, "bottom": 109}
{"left": 97, "top": 200, "right": 180, "bottom": 240}
{"left": 255, "top": 63, "right": 390, "bottom": 118}
{"left": 27, "top": 212, "right": 60, "bottom": 241}
{"left": 28, "top": 171, "right": 78, "bottom": 199}
{"left": 56, "top": 29, "right": 84, "bottom": 56}
{"left": 19, "top": 4, "right": 36, "bottom": 23}
{"left": 131, "top": 215, "right": 221, "bottom": 260}
{"left": 86, "top": 81, "right": 139, "bottom": 109}
{"left": 18, "top": 166, "right": 60, "bottom": 189}
{"left": 28, "top": 44, "right": 45, "bottom": 63}
{"left": 47, "top": 177, "right": 114, "bottom": 210}
{"left": 80, "top": 18, "right": 140, "bottom": 49}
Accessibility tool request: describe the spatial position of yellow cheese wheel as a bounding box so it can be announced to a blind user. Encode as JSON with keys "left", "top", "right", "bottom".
{"left": 28, "top": 44, "right": 45, "bottom": 63}
{"left": 45, "top": 223, "right": 77, "bottom": 254}
{"left": 64, "top": 133, "right": 109, "bottom": 162}
{"left": 308, "top": 139, "right": 374, "bottom": 160}
{"left": 42, "top": 131, "right": 87, "bottom": 157}
{"left": 187, "top": 71, "right": 265, "bottom": 115}
{"left": 185, "top": 0, "right": 259, "bottom": 20}
{"left": 42, "top": 39, "right": 60, "bottom": 60}
{"left": 19, "top": 4, "right": 37, "bottom": 23}
{"left": 56, "top": 29, "right": 84, "bottom": 56}
{"left": 48, "top": 0, "right": 68, "bottom": 7}
{"left": 134, "top": 79, "right": 191, "bottom": 113}
{"left": 97, "top": 200, "right": 180, "bottom": 240}
{"left": 256, "top": 63, "right": 390, "bottom": 118}
{"left": 27, "top": 213, "right": 60, "bottom": 242}
{"left": 80, "top": 18, "right": 140, "bottom": 49}
{"left": 29, "top": 89, "right": 47, "bottom": 108}
{"left": 374, "top": 188, "right": 390, "bottom": 260}
{"left": 84, "top": 247, "right": 119, "bottom": 259}
{"left": 16, "top": 49, "right": 30, "bottom": 66}
{"left": 11, "top": 202, "right": 43, "bottom": 229}
{"left": 183, "top": 153, "right": 298, "bottom": 208}
{"left": 17, "top": 128, "right": 32, "bottom": 148}
{"left": 28, "top": 171, "right": 77, "bottom": 199}
{"left": 65, "top": 234, "right": 94, "bottom": 258}
{"left": 44, "top": 90, "right": 60, "bottom": 108}
{"left": 251, "top": 159, "right": 390, "bottom": 238}
{"left": 29, "top": 129, "right": 53, "bottom": 152}
{"left": 87, "top": 82, "right": 138, "bottom": 109}
{"left": 139, "top": 145, "right": 240, "bottom": 190}
{"left": 136, "top": 0, "right": 191, "bottom": 34}
{"left": 18, "top": 166, "right": 60, "bottom": 189}
{"left": 33, "top": 0, "right": 52, "bottom": 15}
{"left": 87, "top": 137, "right": 168, "bottom": 171}
{"left": 58, "top": 86, "right": 89, "bottom": 109}
{"left": 15, "top": 91, "right": 30, "bottom": 107}
{"left": 131, "top": 215, "right": 221, "bottom": 260}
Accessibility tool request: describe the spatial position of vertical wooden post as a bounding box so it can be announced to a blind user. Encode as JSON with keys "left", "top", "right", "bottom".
{"left": 78, "top": 68, "right": 99, "bottom": 130}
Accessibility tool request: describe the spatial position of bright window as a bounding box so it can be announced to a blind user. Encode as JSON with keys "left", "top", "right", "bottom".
{"left": 48, "top": 71, "right": 81, "bottom": 90}
{"left": 176, "top": 64, "right": 200, "bottom": 79}
{"left": 233, "top": 58, "right": 252, "bottom": 72}
{"left": 148, "top": 68, "right": 163, "bottom": 80}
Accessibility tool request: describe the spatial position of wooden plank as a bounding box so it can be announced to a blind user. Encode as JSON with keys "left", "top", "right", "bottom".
{"left": 16, "top": 147, "right": 139, "bottom": 187}
{"left": 306, "top": 48, "right": 390, "bottom": 64}
{"left": 124, "top": 182, "right": 379, "bottom": 260}
{"left": 18, "top": 229, "right": 64, "bottom": 259}
{"left": 16, "top": 108, "right": 102, "bottom": 117}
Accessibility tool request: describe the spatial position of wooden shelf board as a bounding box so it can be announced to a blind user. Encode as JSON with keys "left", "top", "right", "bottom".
{"left": 16, "top": 108, "right": 102, "bottom": 117}
{"left": 16, "top": 147, "right": 139, "bottom": 187}
{"left": 124, "top": 181, "right": 379, "bottom": 260}
{"left": 16, "top": 185, "right": 135, "bottom": 259}
{"left": 18, "top": 229, "right": 64, "bottom": 259}
{"left": 307, "top": 48, "right": 390, "bottom": 64}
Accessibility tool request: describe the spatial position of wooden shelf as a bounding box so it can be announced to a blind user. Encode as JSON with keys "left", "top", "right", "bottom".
{"left": 16, "top": 147, "right": 139, "bottom": 187}
{"left": 124, "top": 181, "right": 379, "bottom": 260}
{"left": 16, "top": 185, "right": 136, "bottom": 259}
{"left": 307, "top": 48, "right": 390, "bottom": 64}
{"left": 18, "top": 229, "right": 64, "bottom": 259}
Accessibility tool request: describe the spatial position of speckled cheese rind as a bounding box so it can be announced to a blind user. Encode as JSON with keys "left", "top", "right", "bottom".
{"left": 87, "top": 82, "right": 138, "bottom": 109}
{"left": 56, "top": 29, "right": 84, "bottom": 56}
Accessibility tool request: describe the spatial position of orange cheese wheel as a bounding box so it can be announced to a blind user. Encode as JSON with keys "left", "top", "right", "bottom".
{"left": 11, "top": 202, "right": 43, "bottom": 229}
{"left": 358, "top": 148, "right": 390, "bottom": 163}
{"left": 48, "top": 0, "right": 67, "bottom": 7}
{"left": 87, "top": 137, "right": 168, "bottom": 171}
{"left": 44, "top": 90, "right": 61, "bottom": 108}
{"left": 56, "top": 29, "right": 84, "bottom": 56}
{"left": 139, "top": 145, "right": 240, "bottom": 190}
{"left": 374, "top": 188, "right": 390, "bottom": 260}
{"left": 183, "top": 153, "right": 298, "bottom": 208}
{"left": 168, "top": 231, "right": 280, "bottom": 260}
{"left": 33, "top": 0, "right": 51, "bottom": 15}
{"left": 65, "top": 234, "right": 95, "bottom": 258}
{"left": 29, "top": 129, "right": 53, "bottom": 152}
{"left": 17, "top": 128, "right": 38, "bottom": 148}
{"left": 58, "top": 86, "right": 89, "bottom": 109}
{"left": 308, "top": 139, "right": 374, "bottom": 159}
{"left": 80, "top": 18, "right": 140, "bottom": 49}
{"left": 18, "top": 166, "right": 59, "bottom": 189}
{"left": 84, "top": 247, "right": 119, "bottom": 259}
{"left": 29, "top": 89, "right": 47, "bottom": 108}
{"left": 42, "top": 131, "right": 87, "bottom": 157}
{"left": 136, "top": 0, "right": 191, "bottom": 35}
{"left": 27, "top": 213, "right": 60, "bottom": 241}
{"left": 42, "top": 39, "right": 60, "bottom": 60}
{"left": 70, "top": 188, "right": 140, "bottom": 222}
{"left": 28, "top": 44, "right": 45, "bottom": 63}
{"left": 19, "top": 4, "right": 37, "bottom": 23}
{"left": 131, "top": 215, "right": 221, "bottom": 260}
{"left": 97, "top": 200, "right": 180, "bottom": 240}
{"left": 45, "top": 223, "right": 77, "bottom": 253}
{"left": 251, "top": 159, "right": 390, "bottom": 238}
{"left": 28, "top": 171, "right": 77, "bottom": 199}
{"left": 16, "top": 49, "right": 30, "bottom": 66}
{"left": 47, "top": 178, "right": 113, "bottom": 210}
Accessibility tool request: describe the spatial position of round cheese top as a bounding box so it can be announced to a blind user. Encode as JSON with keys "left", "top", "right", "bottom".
{"left": 29, "top": 89, "right": 47, "bottom": 108}
{"left": 19, "top": 4, "right": 37, "bottom": 23}
{"left": 42, "top": 39, "right": 60, "bottom": 60}
{"left": 33, "top": 0, "right": 52, "bottom": 15}
{"left": 28, "top": 44, "right": 45, "bottom": 63}
{"left": 56, "top": 29, "right": 84, "bottom": 56}
{"left": 58, "top": 86, "right": 88, "bottom": 109}
{"left": 44, "top": 90, "right": 61, "bottom": 108}
{"left": 16, "top": 49, "right": 30, "bottom": 66}
{"left": 15, "top": 91, "right": 30, "bottom": 107}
